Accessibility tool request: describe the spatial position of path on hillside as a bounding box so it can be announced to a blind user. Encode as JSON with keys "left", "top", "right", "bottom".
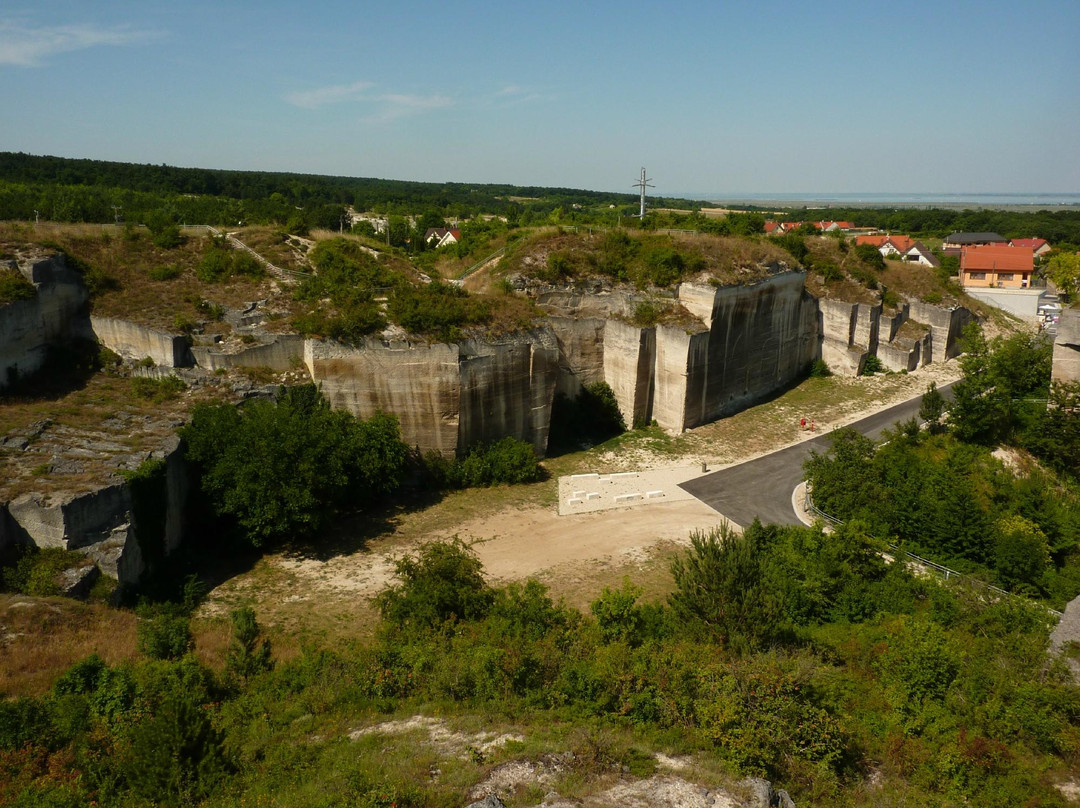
{"left": 678, "top": 382, "right": 955, "bottom": 526}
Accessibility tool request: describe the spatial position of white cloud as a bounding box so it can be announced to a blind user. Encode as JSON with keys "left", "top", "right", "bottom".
{"left": 285, "top": 81, "right": 454, "bottom": 121}
{"left": 0, "top": 20, "right": 151, "bottom": 67}
{"left": 284, "top": 80, "right": 375, "bottom": 109}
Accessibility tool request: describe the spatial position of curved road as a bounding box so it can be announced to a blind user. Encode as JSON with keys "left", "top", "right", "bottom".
{"left": 678, "top": 382, "right": 955, "bottom": 527}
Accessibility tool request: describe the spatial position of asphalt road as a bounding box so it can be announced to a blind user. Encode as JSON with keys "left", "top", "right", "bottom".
{"left": 678, "top": 382, "right": 955, "bottom": 527}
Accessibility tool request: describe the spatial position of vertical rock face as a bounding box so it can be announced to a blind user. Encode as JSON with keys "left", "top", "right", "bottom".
{"left": 191, "top": 334, "right": 305, "bottom": 372}
{"left": 603, "top": 320, "right": 655, "bottom": 429}
{"left": 548, "top": 316, "right": 606, "bottom": 399}
{"left": 818, "top": 298, "right": 866, "bottom": 376}
{"left": 307, "top": 339, "right": 463, "bottom": 455}
{"left": 0, "top": 254, "right": 88, "bottom": 389}
{"left": 90, "top": 316, "right": 193, "bottom": 367}
{"left": 2, "top": 440, "right": 188, "bottom": 586}
{"left": 680, "top": 274, "right": 819, "bottom": 428}
{"left": 306, "top": 329, "right": 559, "bottom": 457}
{"left": 908, "top": 301, "right": 973, "bottom": 362}
{"left": 458, "top": 330, "right": 559, "bottom": 457}
{"left": 1053, "top": 308, "right": 1080, "bottom": 384}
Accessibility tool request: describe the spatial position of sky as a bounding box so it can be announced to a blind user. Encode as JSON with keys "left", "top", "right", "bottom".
{"left": 1, "top": 0, "right": 1078, "bottom": 198}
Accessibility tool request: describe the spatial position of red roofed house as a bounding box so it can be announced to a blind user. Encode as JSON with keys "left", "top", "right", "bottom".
{"left": 960, "top": 245, "right": 1034, "bottom": 289}
{"left": 856, "top": 234, "right": 915, "bottom": 258}
{"left": 1009, "top": 238, "right": 1051, "bottom": 258}
{"left": 764, "top": 220, "right": 780, "bottom": 234}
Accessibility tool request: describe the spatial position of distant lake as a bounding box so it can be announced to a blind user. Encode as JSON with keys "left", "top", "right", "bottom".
{"left": 676, "top": 192, "right": 1080, "bottom": 208}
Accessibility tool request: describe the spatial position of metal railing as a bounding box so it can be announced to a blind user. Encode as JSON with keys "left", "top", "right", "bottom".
{"left": 803, "top": 485, "right": 1063, "bottom": 618}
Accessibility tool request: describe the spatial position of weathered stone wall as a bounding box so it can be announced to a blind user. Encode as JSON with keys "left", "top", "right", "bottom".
{"left": 307, "top": 330, "right": 559, "bottom": 457}
{"left": 908, "top": 300, "right": 973, "bottom": 363}
{"left": 2, "top": 439, "right": 188, "bottom": 586}
{"left": 191, "top": 334, "right": 306, "bottom": 373}
{"left": 458, "top": 330, "right": 559, "bottom": 456}
{"left": 0, "top": 255, "right": 88, "bottom": 389}
{"left": 603, "top": 319, "right": 655, "bottom": 428}
{"left": 679, "top": 274, "right": 819, "bottom": 429}
{"left": 817, "top": 298, "right": 865, "bottom": 376}
{"left": 547, "top": 316, "right": 606, "bottom": 399}
{"left": 307, "top": 339, "right": 462, "bottom": 455}
{"left": 1053, "top": 308, "right": 1080, "bottom": 384}
{"left": 90, "top": 316, "right": 192, "bottom": 368}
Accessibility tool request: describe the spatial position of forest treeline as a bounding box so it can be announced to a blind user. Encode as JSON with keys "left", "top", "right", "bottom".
{"left": 0, "top": 152, "right": 694, "bottom": 228}
{"left": 4, "top": 152, "right": 1078, "bottom": 245}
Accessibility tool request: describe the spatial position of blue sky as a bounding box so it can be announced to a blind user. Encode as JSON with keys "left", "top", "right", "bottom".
{"left": 1, "top": 0, "right": 1078, "bottom": 197}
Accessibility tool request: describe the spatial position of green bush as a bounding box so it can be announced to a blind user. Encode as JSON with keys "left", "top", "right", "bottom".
{"left": 225, "top": 607, "right": 273, "bottom": 683}
{"left": 374, "top": 539, "right": 494, "bottom": 631}
{"left": 860, "top": 355, "right": 884, "bottom": 376}
{"left": 0, "top": 547, "right": 87, "bottom": 597}
{"left": 130, "top": 375, "right": 187, "bottom": 402}
{"left": 180, "top": 385, "right": 409, "bottom": 546}
{"left": 0, "top": 267, "right": 36, "bottom": 305}
{"left": 137, "top": 607, "right": 192, "bottom": 660}
{"left": 855, "top": 242, "right": 886, "bottom": 270}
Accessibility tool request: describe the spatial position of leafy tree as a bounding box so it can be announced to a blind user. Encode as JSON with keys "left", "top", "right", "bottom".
{"left": 877, "top": 616, "right": 958, "bottom": 710}
{"left": 137, "top": 606, "right": 192, "bottom": 661}
{"left": 854, "top": 242, "right": 886, "bottom": 270}
{"left": 124, "top": 693, "right": 230, "bottom": 806}
{"left": 919, "top": 380, "right": 947, "bottom": 432}
{"left": 994, "top": 515, "right": 1050, "bottom": 592}
{"left": 1046, "top": 252, "right": 1080, "bottom": 302}
{"left": 669, "top": 522, "right": 782, "bottom": 651}
{"left": 180, "top": 385, "right": 409, "bottom": 546}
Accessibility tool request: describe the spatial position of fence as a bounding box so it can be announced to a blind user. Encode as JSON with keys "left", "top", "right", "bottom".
{"left": 803, "top": 485, "right": 1063, "bottom": 619}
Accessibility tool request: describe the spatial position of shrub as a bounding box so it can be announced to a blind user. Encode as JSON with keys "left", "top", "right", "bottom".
{"left": 669, "top": 522, "right": 782, "bottom": 651}
{"left": 137, "top": 607, "right": 192, "bottom": 660}
{"left": 374, "top": 539, "right": 494, "bottom": 631}
{"left": 225, "top": 607, "right": 273, "bottom": 682}
{"left": 0, "top": 547, "right": 87, "bottom": 597}
{"left": 860, "top": 355, "right": 885, "bottom": 376}
{"left": 124, "top": 692, "right": 230, "bottom": 806}
{"left": 855, "top": 243, "right": 886, "bottom": 270}
{"left": 0, "top": 267, "right": 36, "bottom": 305}
{"left": 809, "top": 359, "right": 831, "bottom": 378}
{"left": 130, "top": 375, "right": 187, "bottom": 402}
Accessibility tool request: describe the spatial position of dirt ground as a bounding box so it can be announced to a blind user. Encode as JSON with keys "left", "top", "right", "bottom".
{"left": 200, "top": 361, "right": 963, "bottom": 638}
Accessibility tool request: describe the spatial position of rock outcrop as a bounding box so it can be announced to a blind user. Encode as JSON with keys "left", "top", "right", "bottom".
{"left": 306, "top": 328, "right": 560, "bottom": 457}
{"left": 0, "top": 253, "right": 89, "bottom": 390}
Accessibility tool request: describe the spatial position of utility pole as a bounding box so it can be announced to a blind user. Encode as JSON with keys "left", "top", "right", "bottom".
{"left": 632, "top": 167, "right": 654, "bottom": 219}
{"left": 33, "top": 210, "right": 39, "bottom": 224}
{"left": 112, "top": 205, "right": 122, "bottom": 224}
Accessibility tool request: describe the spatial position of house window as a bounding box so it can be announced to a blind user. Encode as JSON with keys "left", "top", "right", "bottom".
{"left": 998, "top": 273, "right": 1013, "bottom": 281}
{"left": 968, "top": 272, "right": 986, "bottom": 280}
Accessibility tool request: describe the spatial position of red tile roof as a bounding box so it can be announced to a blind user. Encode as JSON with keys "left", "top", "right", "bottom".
{"left": 961, "top": 245, "right": 1034, "bottom": 272}
{"left": 856, "top": 235, "right": 889, "bottom": 247}
{"left": 1010, "top": 238, "right": 1048, "bottom": 251}
{"left": 886, "top": 235, "right": 915, "bottom": 253}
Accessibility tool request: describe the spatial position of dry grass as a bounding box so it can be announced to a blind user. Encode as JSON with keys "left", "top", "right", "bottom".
{"left": 0, "top": 594, "right": 139, "bottom": 697}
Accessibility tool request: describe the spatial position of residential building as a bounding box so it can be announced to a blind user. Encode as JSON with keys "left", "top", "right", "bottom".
{"left": 960, "top": 244, "right": 1034, "bottom": 288}
{"left": 942, "top": 232, "right": 1008, "bottom": 256}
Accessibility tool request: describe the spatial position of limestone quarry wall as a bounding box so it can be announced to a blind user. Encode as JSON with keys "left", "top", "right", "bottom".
{"left": 908, "top": 300, "right": 972, "bottom": 363}
{"left": 678, "top": 274, "right": 820, "bottom": 429}
{"left": 548, "top": 316, "right": 606, "bottom": 399}
{"left": 1053, "top": 308, "right": 1080, "bottom": 384}
{"left": 307, "top": 329, "right": 559, "bottom": 457}
{"left": 0, "top": 255, "right": 89, "bottom": 389}
{"left": 91, "top": 316, "right": 192, "bottom": 368}
{"left": 191, "top": 334, "right": 305, "bottom": 372}
{"left": 2, "top": 438, "right": 188, "bottom": 586}
{"left": 603, "top": 319, "right": 655, "bottom": 428}
{"left": 307, "top": 339, "right": 462, "bottom": 455}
